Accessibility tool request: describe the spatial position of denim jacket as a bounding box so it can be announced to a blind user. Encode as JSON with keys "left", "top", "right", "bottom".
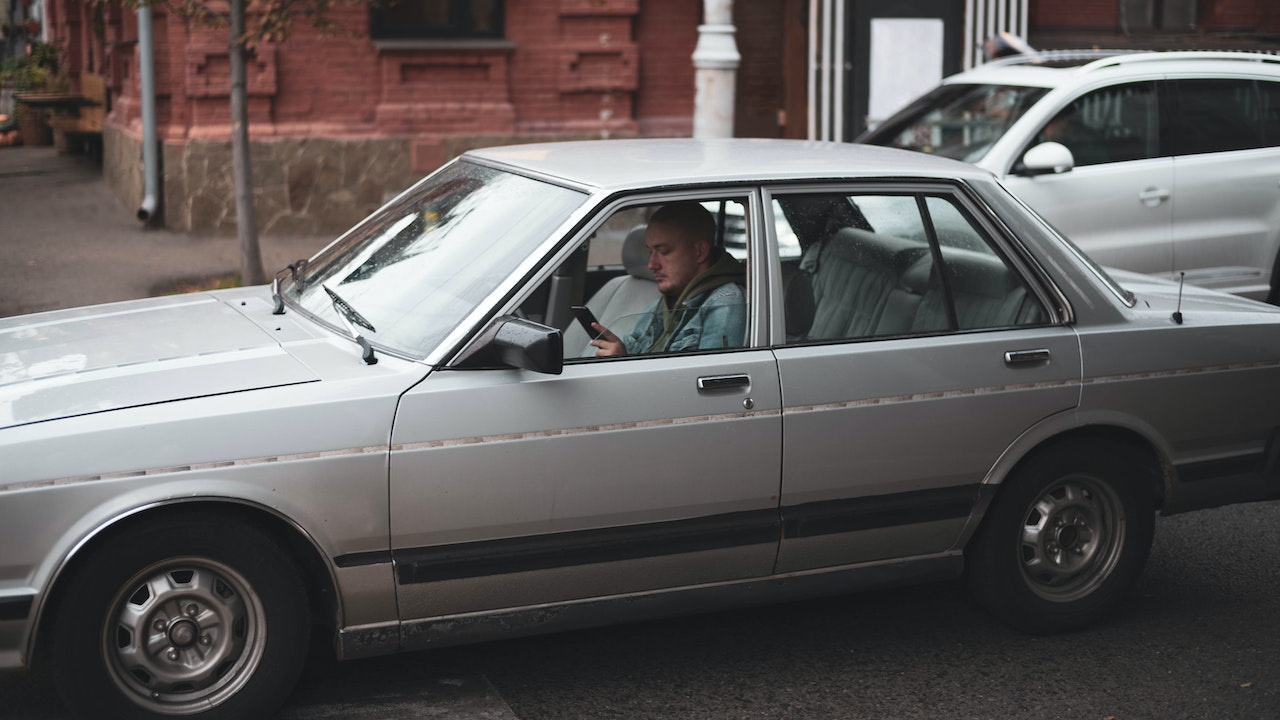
{"left": 623, "top": 253, "right": 747, "bottom": 354}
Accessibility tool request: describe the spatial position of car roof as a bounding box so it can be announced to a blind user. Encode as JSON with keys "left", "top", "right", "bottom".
{"left": 465, "top": 138, "right": 994, "bottom": 192}
{"left": 943, "top": 49, "right": 1280, "bottom": 89}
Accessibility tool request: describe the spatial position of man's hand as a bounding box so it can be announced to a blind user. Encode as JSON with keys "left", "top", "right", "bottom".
{"left": 589, "top": 323, "right": 626, "bottom": 357}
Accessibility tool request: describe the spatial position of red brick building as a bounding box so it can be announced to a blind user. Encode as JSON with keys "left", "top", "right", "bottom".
{"left": 30, "top": 0, "right": 1280, "bottom": 235}
{"left": 41, "top": 0, "right": 787, "bottom": 235}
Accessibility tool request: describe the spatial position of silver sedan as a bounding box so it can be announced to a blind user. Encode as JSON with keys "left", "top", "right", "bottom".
{"left": 3, "top": 139, "right": 1279, "bottom": 720}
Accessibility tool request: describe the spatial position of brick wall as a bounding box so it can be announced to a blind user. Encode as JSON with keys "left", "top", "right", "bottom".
{"left": 1033, "top": 0, "right": 1280, "bottom": 32}
{"left": 734, "top": 1, "right": 785, "bottom": 138}
{"left": 1031, "top": 1, "right": 1119, "bottom": 28}
{"left": 63, "top": 0, "right": 710, "bottom": 233}
{"left": 1202, "top": 0, "right": 1280, "bottom": 31}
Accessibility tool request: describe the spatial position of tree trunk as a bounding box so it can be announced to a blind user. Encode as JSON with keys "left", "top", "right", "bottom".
{"left": 229, "top": 0, "right": 267, "bottom": 285}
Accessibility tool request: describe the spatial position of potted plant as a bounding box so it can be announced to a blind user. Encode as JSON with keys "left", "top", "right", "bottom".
{"left": 1, "top": 41, "right": 61, "bottom": 146}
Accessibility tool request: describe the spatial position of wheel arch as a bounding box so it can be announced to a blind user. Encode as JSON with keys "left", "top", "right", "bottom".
{"left": 28, "top": 498, "right": 340, "bottom": 670}
{"left": 958, "top": 418, "right": 1171, "bottom": 550}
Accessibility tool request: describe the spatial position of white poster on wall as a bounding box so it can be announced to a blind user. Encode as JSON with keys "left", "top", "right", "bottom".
{"left": 868, "top": 18, "right": 944, "bottom": 130}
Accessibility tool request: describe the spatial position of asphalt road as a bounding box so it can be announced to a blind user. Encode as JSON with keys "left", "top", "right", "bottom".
{"left": 6, "top": 500, "right": 1278, "bottom": 719}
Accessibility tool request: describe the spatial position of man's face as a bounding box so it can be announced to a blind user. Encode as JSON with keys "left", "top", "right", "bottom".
{"left": 646, "top": 221, "right": 710, "bottom": 297}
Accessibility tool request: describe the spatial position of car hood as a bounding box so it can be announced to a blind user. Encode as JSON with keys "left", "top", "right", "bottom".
{"left": 0, "top": 293, "right": 318, "bottom": 430}
{"left": 1107, "top": 269, "right": 1280, "bottom": 315}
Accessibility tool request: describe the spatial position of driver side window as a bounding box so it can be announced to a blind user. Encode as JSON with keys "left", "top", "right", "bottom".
{"left": 520, "top": 198, "right": 752, "bottom": 361}
{"left": 1029, "top": 82, "right": 1159, "bottom": 167}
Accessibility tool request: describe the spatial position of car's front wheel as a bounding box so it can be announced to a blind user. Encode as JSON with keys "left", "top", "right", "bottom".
{"left": 965, "top": 439, "right": 1155, "bottom": 633}
{"left": 47, "top": 513, "right": 311, "bottom": 720}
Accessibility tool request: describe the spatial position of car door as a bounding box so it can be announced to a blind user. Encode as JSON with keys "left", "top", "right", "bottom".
{"left": 387, "top": 192, "right": 783, "bottom": 627}
{"left": 1166, "top": 77, "right": 1280, "bottom": 299}
{"left": 1002, "top": 80, "right": 1175, "bottom": 276}
{"left": 767, "top": 186, "right": 1081, "bottom": 573}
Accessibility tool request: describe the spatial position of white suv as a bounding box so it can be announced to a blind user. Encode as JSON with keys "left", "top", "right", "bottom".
{"left": 858, "top": 51, "right": 1280, "bottom": 302}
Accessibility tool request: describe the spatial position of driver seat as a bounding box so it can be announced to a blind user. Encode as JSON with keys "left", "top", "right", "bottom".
{"left": 564, "top": 225, "right": 660, "bottom": 357}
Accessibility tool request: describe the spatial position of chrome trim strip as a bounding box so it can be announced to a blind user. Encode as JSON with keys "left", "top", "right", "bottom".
{"left": 1081, "top": 360, "right": 1280, "bottom": 384}
{"left": 783, "top": 379, "right": 1077, "bottom": 415}
{"left": 392, "top": 409, "right": 780, "bottom": 452}
{"left": 0, "top": 445, "right": 388, "bottom": 494}
{"left": 10, "top": 359, "right": 1276, "bottom": 494}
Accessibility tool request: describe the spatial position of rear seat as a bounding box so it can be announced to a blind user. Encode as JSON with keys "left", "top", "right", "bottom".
{"left": 801, "top": 227, "right": 930, "bottom": 340}
{"left": 904, "top": 248, "right": 1046, "bottom": 331}
{"left": 801, "top": 228, "right": 1044, "bottom": 341}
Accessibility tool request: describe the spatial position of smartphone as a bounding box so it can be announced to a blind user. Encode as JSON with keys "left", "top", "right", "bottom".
{"left": 571, "top": 305, "right": 601, "bottom": 336}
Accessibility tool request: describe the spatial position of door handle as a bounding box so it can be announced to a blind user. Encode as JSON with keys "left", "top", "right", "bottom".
{"left": 698, "top": 374, "right": 750, "bottom": 390}
{"left": 1138, "top": 187, "right": 1171, "bottom": 207}
{"left": 1004, "top": 349, "right": 1051, "bottom": 366}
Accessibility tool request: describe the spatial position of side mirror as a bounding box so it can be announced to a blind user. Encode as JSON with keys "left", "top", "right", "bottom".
{"left": 1016, "top": 141, "right": 1075, "bottom": 177}
{"left": 455, "top": 316, "right": 564, "bottom": 375}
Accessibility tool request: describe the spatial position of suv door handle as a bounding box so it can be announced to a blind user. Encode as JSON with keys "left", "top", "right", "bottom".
{"left": 1004, "top": 349, "right": 1051, "bottom": 366}
{"left": 698, "top": 374, "right": 750, "bottom": 390}
{"left": 1138, "top": 187, "right": 1171, "bottom": 206}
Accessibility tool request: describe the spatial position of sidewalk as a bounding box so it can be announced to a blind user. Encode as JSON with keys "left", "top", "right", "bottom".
{"left": 0, "top": 146, "right": 330, "bottom": 318}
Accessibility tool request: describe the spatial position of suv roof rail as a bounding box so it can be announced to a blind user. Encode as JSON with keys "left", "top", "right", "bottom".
{"left": 1079, "top": 50, "right": 1280, "bottom": 72}
{"left": 982, "top": 48, "right": 1280, "bottom": 72}
{"left": 983, "top": 49, "right": 1127, "bottom": 68}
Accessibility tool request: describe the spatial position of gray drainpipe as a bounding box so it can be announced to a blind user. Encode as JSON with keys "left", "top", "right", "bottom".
{"left": 136, "top": 6, "right": 160, "bottom": 222}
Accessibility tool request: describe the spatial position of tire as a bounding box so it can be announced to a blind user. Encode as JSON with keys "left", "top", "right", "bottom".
{"left": 965, "top": 440, "right": 1155, "bottom": 634}
{"left": 48, "top": 513, "right": 311, "bottom": 720}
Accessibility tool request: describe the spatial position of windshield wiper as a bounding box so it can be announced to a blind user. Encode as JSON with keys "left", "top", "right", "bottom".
{"left": 323, "top": 285, "right": 378, "bottom": 365}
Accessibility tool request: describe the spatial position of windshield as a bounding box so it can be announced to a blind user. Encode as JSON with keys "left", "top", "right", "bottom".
{"left": 287, "top": 160, "right": 588, "bottom": 357}
{"left": 861, "top": 83, "right": 1049, "bottom": 162}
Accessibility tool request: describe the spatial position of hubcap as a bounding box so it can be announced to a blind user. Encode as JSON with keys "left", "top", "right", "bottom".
{"left": 103, "top": 558, "right": 267, "bottom": 714}
{"left": 1018, "top": 477, "right": 1125, "bottom": 602}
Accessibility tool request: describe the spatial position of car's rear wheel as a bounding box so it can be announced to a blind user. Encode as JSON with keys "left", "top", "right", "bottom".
{"left": 965, "top": 440, "right": 1155, "bottom": 633}
{"left": 48, "top": 514, "right": 310, "bottom": 720}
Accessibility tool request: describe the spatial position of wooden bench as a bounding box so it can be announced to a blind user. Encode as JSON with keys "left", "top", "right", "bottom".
{"left": 48, "top": 72, "right": 106, "bottom": 158}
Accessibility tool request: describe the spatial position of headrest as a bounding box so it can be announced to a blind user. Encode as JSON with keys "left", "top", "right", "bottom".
{"left": 902, "top": 249, "right": 1014, "bottom": 298}
{"left": 622, "top": 225, "right": 654, "bottom": 280}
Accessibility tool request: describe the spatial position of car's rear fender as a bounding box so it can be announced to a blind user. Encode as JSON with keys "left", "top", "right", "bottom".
{"left": 953, "top": 407, "right": 1172, "bottom": 551}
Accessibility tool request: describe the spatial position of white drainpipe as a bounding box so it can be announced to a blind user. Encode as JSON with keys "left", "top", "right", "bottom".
{"left": 136, "top": 6, "right": 159, "bottom": 222}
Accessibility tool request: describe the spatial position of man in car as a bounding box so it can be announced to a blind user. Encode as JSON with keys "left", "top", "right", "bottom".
{"left": 590, "top": 202, "right": 747, "bottom": 356}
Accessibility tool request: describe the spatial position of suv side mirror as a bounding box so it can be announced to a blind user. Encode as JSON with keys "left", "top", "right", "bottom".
{"left": 1017, "top": 141, "right": 1075, "bottom": 177}
{"left": 454, "top": 316, "right": 564, "bottom": 375}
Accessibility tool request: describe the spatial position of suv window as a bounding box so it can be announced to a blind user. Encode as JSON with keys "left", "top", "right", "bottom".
{"left": 1032, "top": 82, "right": 1159, "bottom": 167}
{"left": 862, "top": 84, "right": 1050, "bottom": 162}
{"left": 1166, "top": 78, "right": 1280, "bottom": 155}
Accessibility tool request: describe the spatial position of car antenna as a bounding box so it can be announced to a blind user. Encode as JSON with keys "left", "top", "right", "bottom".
{"left": 1172, "top": 272, "right": 1185, "bottom": 325}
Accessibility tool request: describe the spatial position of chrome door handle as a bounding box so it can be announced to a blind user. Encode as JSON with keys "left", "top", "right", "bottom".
{"left": 1004, "top": 349, "right": 1050, "bottom": 366}
{"left": 1138, "top": 187, "right": 1171, "bottom": 206}
{"left": 698, "top": 374, "right": 750, "bottom": 390}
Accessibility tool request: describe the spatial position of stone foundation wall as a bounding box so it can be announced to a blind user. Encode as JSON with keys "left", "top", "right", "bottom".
{"left": 165, "top": 136, "right": 422, "bottom": 237}
{"left": 103, "top": 124, "right": 146, "bottom": 220}
{"left": 104, "top": 126, "right": 616, "bottom": 237}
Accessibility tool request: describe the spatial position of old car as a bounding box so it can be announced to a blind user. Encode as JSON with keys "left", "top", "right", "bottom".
{"left": 857, "top": 50, "right": 1280, "bottom": 302}
{"left": 2, "top": 138, "right": 1279, "bottom": 720}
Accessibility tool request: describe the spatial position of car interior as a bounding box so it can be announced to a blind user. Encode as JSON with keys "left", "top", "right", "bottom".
{"left": 529, "top": 193, "right": 1047, "bottom": 362}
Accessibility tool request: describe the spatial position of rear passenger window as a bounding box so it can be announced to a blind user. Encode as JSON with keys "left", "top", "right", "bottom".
{"left": 1166, "top": 78, "right": 1276, "bottom": 155}
{"left": 775, "top": 191, "right": 1047, "bottom": 344}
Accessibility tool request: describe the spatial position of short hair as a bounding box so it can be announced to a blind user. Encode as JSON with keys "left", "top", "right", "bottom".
{"left": 650, "top": 202, "right": 716, "bottom": 248}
